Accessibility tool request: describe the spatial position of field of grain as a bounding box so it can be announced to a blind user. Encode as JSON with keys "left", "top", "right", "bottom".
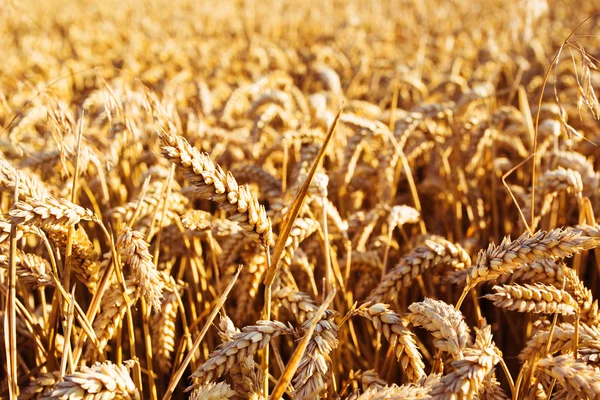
{"left": 1, "top": 0, "right": 600, "bottom": 398}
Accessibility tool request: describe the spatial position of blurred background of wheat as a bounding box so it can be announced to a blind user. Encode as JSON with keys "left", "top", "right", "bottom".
{"left": 2, "top": 0, "right": 600, "bottom": 398}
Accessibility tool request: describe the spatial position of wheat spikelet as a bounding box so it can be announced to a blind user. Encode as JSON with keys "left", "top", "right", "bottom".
{"left": 465, "top": 228, "right": 599, "bottom": 287}
{"left": 47, "top": 225, "right": 100, "bottom": 291}
{"left": 538, "top": 167, "right": 583, "bottom": 196}
{"left": 187, "top": 320, "right": 293, "bottom": 390}
{"left": 407, "top": 298, "right": 471, "bottom": 359}
{"left": 357, "top": 303, "right": 425, "bottom": 382}
{"left": 387, "top": 205, "right": 420, "bottom": 228}
{"left": 273, "top": 285, "right": 319, "bottom": 324}
{"left": 279, "top": 217, "right": 319, "bottom": 275}
{"left": 158, "top": 130, "right": 273, "bottom": 247}
{"left": 10, "top": 196, "right": 96, "bottom": 228}
{"left": 426, "top": 325, "right": 501, "bottom": 400}
{"left": 21, "top": 371, "right": 61, "bottom": 399}
{"left": 537, "top": 355, "right": 600, "bottom": 399}
{"left": 116, "top": 225, "right": 164, "bottom": 311}
{"left": 218, "top": 316, "right": 264, "bottom": 399}
{"left": 150, "top": 275, "right": 179, "bottom": 373}
{"left": 189, "top": 382, "right": 237, "bottom": 400}
{"left": 561, "top": 266, "right": 600, "bottom": 325}
{"left": 292, "top": 310, "right": 339, "bottom": 399}
{"left": 484, "top": 283, "right": 578, "bottom": 315}
{"left": 181, "top": 209, "right": 213, "bottom": 231}
{"left": 0, "top": 245, "right": 53, "bottom": 288}
{"left": 496, "top": 259, "right": 565, "bottom": 286}
{"left": 368, "top": 236, "right": 471, "bottom": 303}
{"left": 0, "top": 156, "right": 51, "bottom": 200}
{"left": 355, "top": 369, "right": 387, "bottom": 392}
{"left": 347, "top": 383, "right": 431, "bottom": 400}
{"left": 520, "top": 322, "right": 600, "bottom": 362}
{"left": 85, "top": 282, "right": 139, "bottom": 358}
{"left": 478, "top": 376, "right": 508, "bottom": 400}
{"left": 41, "top": 360, "right": 139, "bottom": 400}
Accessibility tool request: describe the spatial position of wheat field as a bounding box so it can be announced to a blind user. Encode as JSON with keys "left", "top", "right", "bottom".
{"left": 1, "top": 0, "right": 600, "bottom": 398}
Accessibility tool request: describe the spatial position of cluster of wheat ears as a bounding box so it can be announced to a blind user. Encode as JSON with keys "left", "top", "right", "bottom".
{"left": 1, "top": 0, "right": 600, "bottom": 399}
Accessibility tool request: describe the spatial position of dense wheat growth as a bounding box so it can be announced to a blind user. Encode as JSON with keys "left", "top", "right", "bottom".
{"left": 1, "top": 0, "right": 600, "bottom": 398}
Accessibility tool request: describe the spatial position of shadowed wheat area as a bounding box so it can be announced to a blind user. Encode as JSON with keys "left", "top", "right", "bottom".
{"left": 2, "top": 0, "right": 600, "bottom": 398}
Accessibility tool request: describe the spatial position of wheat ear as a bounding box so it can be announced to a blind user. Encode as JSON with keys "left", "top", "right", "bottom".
{"left": 158, "top": 130, "right": 273, "bottom": 248}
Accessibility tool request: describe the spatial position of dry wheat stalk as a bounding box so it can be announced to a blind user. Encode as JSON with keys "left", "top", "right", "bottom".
{"left": 357, "top": 303, "right": 425, "bottom": 382}
{"left": 116, "top": 225, "right": 164, "bottom": 311}
{"left": 465, "top": 228, "right": 599, "bottom": 287}
{"left": 537, "top": 355, "right": 600, "bottom": 399}
{"left": 41, "top": 360, "right": 139, "bottom": 400}
{"left": 407, "top": 298, "right": 471, "bottom": 359}
{"left": 368, "top": 236, "right": 471, "bottom": 302}
{"left": 158, "top": 130, "right": 273, "bottom": 248}
{"left": 484, "top": 283, "right": 578, "bottom": 315}
{"left": 426, "top": 325, "right": 501, "bottom": 400}
{"left": 187, "top": 320, "right": 293, "bottom": 390}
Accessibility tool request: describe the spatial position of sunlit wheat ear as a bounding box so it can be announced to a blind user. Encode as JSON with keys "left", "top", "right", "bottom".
{"left": 218, "top": 316, "right": 263, "bottom": 398}
{"left": 0, "top": 155, "right": 51, "bottom": 200}
{"left": 41, "top": 360, "right": 139, "bottom": 400}
{"left": 347, "top": 383, "right": 431, "bottom": 400}
{"left": 537, "top": 355, "right": 600, "bottom": 399}
{"left": 116, "top": 225, "right": 164, "bottom": 311}
{"left": 187, "top": 320, "right": 294, "bottom": 391}
{"left": 427, "top": 325, "right": 501, "bottom": 400}
{"left": 9, "top": 196, "right": 96, "bottom": 228}
{"left": 158, "top": 130, "right": 273, "bottom": 248}
{"left": 151, "top": 275, "right": 179, "bottom": 373}
{"left": 357, "top": 303, "right": 425, "bottom": 382}
{"left": 85, "top": 282, "right": 139, "bottom": 358}
{"left": 484, "top": 283, "right": 579, "bottom": 315}
{"left": 519, "top": 322, "right": 600, "bottom": 362}
{"left": 465, "top": 228, "right": 600, "bottom": 288}
{"left": 21, "top": 371, "right": 60, "bottom": 399}
{"left": 188, "top": 382, "right": 237, "bottom": 400}
{"left": 273, "top": 285, "right": 319, "bottom": 324}
{"left": 292, "top": 310, "right": 339, "bottom": 399}
{"left": 407, "top": 298, "right": 471, "bottom": 359}
{"left": 0, "top": 246, "right": 53, "bottom": 288}
{"left": 368, "top": 236, "right": 471, "bottom": 303}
